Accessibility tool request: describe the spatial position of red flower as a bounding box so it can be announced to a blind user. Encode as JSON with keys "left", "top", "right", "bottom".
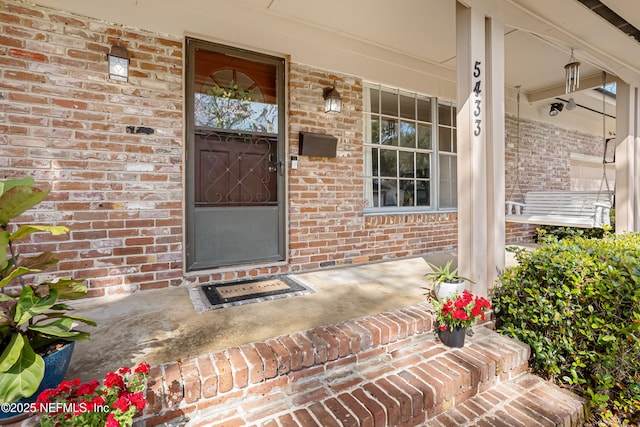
{"left": 118, "top": 366, "right": 131, "bottom": 375}
{"left": 134, "top": 362, "right": 151, "bottom": 375}
{"left": 55, "top": 380, "right": 73, "bottom": 394}
{"left": 106, "top": 413, "right": 120, "bottom": 427}
{"left": 113, "top": 395, "right": 132, "bottom": 412}
{"left": 104, "top": 372, "right": 125, "bottom": 389}
{"left": 77, "top": 380, "right": 100, "bottom": 396}
{"left": 130, "top": 392, "right": 147, "bottom": 411}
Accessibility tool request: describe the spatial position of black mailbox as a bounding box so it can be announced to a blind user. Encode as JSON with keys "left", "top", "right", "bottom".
{"left": 298, "top": 132, "right": 338, "bottom": 158}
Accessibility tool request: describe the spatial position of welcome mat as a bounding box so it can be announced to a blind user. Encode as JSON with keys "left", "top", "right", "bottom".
{"left": 189, "top": 275, "right": 317, "bottom": 313}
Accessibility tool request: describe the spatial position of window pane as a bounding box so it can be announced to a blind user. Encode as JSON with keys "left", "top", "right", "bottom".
{"left": 416, "top": 180, "right": 430, "bottom": 206}
{"left": 400, "top": 94, "right": 416, "bottom": 120}
{"left": 369, "top": 116, "right": 380, "bottom": 144}
{"left": 364, "top": 178, "right": 376, "bottom": 207}
{"left": 417, "top": 97, "right": 432, "bottom": 122}
{"left": 452, "top": 130, "right": 457, "bottom": 153}
{"left": 379, "top": 149, "right": 397, "bottom": 177}
{"left": 438, "top": 103, "right": 452, "bottom": 126}
{"left": 439, "top": 154, "right": 457, "bottom": 208}
{"left": 372, "top": 147, "right": 379, "bottom": 176}
{"left": 381, "top": 90, "right": 398, "bottom": 116}
{"left": 417, "top": 124, "right": 431, "bottom": 149}
{"left": 399, "top": 151, "right": 414, "bottom": 178}
{"left": 370, "top": 88, "right": 380, "bottom": 114}
{"left": 438, "top": 126, "right": 452, "bottom": 152}
{"left": 381, "top": 118, "right": 398, "bottom": 146}
{"left": 400, "top": 121, "right": 416, "bottom": 148}
{"left": 381, "top": 179, "right": 398, "bottom": 206}
{"left": 452, "top": 105, "right": 457, "bottom": 127}
{"left": 416, "top": 152, "right": 430, "bottom": 178}
{"left": 400, "top": 180, "right": 415, "bottom": 206}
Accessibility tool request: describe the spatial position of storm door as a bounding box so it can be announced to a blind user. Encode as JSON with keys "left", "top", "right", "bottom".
{"left": 186, "top": 39, "right": 286, "bottom": 271}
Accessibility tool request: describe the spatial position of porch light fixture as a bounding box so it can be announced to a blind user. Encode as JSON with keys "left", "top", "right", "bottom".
{"left": 108, "top": 39, "right": 130, "bottom": 82}
{"left": 564, "top": 48, "right": 580, "bottom": 94}
{"left": 323, "top": 84, "right": 342, "bottom": 113}
{"left": 549, "top": 102, "right": 564, "bottom": 116}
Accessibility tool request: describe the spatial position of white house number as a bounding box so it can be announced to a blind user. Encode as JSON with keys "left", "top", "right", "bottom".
{"left": 473, "top": 60, "right": 482, "bottom": 137}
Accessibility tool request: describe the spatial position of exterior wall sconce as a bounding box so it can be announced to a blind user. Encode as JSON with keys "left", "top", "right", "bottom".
{"left": 108, "top": 39, "right": 130, "bottom": 82}
{"left": 549, "top": 102, "right": 564, "bottom": 116}
{"left": 323, "top": 84, "right": 342, "bottom": 113}
{"left": 564, "top": 48, "right": 580, "bottom": 94}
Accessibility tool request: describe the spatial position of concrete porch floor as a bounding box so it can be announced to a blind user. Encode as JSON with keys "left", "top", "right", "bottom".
{"left": 67, "top": 249, "right": 523, "bottom": 382}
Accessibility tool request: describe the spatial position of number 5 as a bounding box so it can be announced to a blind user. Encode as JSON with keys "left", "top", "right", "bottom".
{"left": 473, "top": 61, "right": 481, "bottom": 78}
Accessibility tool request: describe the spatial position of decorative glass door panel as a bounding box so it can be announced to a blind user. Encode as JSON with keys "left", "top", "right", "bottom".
{"left": 186, "top": 39, "right": 285, "bottom": 271}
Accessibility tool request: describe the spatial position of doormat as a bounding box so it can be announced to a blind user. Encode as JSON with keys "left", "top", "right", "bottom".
{"left": 189, "top": 275, "right": 317, "bottom": 313}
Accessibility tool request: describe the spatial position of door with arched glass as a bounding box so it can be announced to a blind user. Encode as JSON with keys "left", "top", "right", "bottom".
{"left": 186, "top": 39, "right": 286, "bottom": 271}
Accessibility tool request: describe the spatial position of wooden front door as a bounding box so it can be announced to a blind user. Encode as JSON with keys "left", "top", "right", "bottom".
{"left": 186, "top": 39, "right": 286, "bottom": 271}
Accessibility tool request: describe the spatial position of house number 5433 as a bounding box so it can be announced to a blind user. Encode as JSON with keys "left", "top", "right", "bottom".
{"left": 473, "top": 60, "right": 482, "bottom": 137}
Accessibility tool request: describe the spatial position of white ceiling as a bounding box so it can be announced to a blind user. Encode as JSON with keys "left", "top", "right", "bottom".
{"left": 30, "top": 0, "right": 640, "bottom": 126}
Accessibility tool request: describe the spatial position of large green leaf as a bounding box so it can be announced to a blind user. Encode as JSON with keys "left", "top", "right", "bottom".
{"left": 0, "top": 177, "right": 34, "bottom": 197}
{"left": 0, "top": 185, "right": 50, "bottom": 227}
{"left": 13, "top": 286, "right": 58, "bottom": 326}
{"left": 38, "top": 312, "right": 97, "bottom": 327}
{"left": 28, "top": 318, "right": 80, "bottom": 338}
{"left": 0, "top": 266, "right": 40, "bottom": 289}
{"left": 46, "top": 277, "right": 88, "bottom": 300}
{"left": 0, "top": 336, "right": 45, "bottom": 403}
{"left": 0, "top": 334, "right": 24, "bottom": 372}
{"left": 10, "top": 225, "right": 69, "bottom": 242}
{"left": 0, "top": 230, "right": 9, "bottom": 271}
{"left": 16, "top": 252, "right": 59, "bottom": 273}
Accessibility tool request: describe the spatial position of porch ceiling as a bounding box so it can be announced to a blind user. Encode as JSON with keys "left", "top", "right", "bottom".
{"left": 32, "top": 0, "right": 640, "bottom": 113}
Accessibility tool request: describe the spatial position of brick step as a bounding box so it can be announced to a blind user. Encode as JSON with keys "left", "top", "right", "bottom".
{"left": 431, "top": 374, "right": 586, "bottom": 426}
{"left": 130, "top": 302, "right": 585, "bottom": 426}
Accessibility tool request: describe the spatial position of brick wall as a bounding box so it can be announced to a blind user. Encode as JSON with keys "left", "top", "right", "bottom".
{"left": 504, "top": 114, "right": 603, "bottom": 243}
{"left": 1, "top": 0, "right": 604, "bottom": 297}
{"left": 0, "top": 0, "right": 184, "bottom": 297}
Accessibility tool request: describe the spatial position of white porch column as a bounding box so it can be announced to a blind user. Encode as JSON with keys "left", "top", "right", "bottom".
{"left": 615, "top": 83, "right": 640, "bottom": 232}
{"left": 456, "top": 2, "right": 505, "bottom": 297}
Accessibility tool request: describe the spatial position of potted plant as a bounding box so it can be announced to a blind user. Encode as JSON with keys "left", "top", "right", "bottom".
{"left": 425, "top": 259, "right": 474, "bottom": 300}
{"left": 0, "top": 177, "right": 95, "bottom": 413}
{"left": 431, "top": 290, "right": 491, "bottom": 347}
{"left": 36, "top": 362, "right": 150, "bottom": 427}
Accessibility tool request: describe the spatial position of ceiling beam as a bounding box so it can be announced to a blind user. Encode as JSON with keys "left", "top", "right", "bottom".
{"left": 526, "top": 73, "right": 623, "bottom": 103}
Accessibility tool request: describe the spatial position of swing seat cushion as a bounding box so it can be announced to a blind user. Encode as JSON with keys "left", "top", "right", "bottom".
{"left": 506, "top": 191, "right": 613, "bottom": 228}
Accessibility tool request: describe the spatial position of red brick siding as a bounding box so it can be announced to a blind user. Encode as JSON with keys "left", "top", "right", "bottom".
{"left": 504, "top": 114, "right": 604, "bottom": 243}
{"left": 1, "top": 0, "right": 605, "bottom": 296}
{"left": 1, "top": 0, "right": 184, "bottom": 297}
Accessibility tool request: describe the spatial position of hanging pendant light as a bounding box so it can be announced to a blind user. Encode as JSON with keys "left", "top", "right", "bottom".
{"left": 564, "top": 48, "right": 580, "bottom": 94}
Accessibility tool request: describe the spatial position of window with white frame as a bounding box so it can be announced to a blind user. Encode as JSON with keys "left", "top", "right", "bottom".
{"left": 363, "top": 84, "right": 457, "bottom": 212}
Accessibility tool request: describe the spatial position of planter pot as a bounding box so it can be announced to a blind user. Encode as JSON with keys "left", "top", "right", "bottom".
{"left": 0, "top": 341, "right": 75, "bottom": 422}
{"left": 438, "top": 326, "right": 466, "bottom": 348}
{"left": 434, "top": 279, "right": 465, "bottom": 301}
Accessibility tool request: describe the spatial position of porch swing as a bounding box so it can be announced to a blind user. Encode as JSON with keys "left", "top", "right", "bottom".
{"left": 505, "top": 74, "right": 614, "bottom": 229}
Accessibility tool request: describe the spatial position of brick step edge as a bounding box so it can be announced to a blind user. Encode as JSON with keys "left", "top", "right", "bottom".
{"left": 432, "top": 373, "right": 587, "bottom": 427}
{"left": 135, "top": 302, "right": 532, "bottom": 426}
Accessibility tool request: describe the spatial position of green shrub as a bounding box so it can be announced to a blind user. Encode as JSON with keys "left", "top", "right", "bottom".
{"left": 535, "top": 209, "right": 616, "bottom": 242}
{"left": 493, "top": 232, "right": 640, "bottom": 425}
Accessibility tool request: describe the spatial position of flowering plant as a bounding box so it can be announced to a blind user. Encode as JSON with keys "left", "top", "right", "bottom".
{"left": 432, "top": 290, "right": 492, "bottom": 331}
{"left": 36, "top": 362, "right": 150, "bottom": 427}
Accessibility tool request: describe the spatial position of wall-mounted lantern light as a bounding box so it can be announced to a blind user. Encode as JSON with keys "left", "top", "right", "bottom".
{"left": 108, "top": 39, "right": 130, "bottom": 82}
{"left": 323, "top": 84, "right": 342, "bottom": 113}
